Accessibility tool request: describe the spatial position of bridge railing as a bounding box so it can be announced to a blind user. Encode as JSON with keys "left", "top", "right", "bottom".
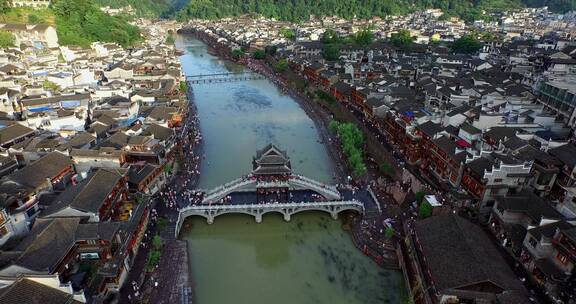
{"left": 186, "top": 71, "right": 259, "bottom": 78}
{"left": 204, "top": 177, "right": 247, "bottom": 196}
{"left": 182, "top": 200, "right": 364, "bottom": 212}
{"left": 290, "top": 175, "right": 341, "bottom": 198}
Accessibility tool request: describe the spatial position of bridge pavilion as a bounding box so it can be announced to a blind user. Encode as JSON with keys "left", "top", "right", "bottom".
{"left": 252, "top": 144, "right": 294, "bottom": 203}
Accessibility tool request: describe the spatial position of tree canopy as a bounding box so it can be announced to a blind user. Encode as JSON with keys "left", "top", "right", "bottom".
{"left": 53, "top": 0, "right": 142, "bottom": 48}
{"left": 173, "top": 0, "right": 565, "bottom": 22}
{"left": 274, "top": 58, "right": 288, "bottom": 72}
{"left": 451, "top": 34, "right": 483, "bottom": 54}
{"left": 330, "top": 120, "right": 367, "bottom": 177}
{"left": 252, "top": 49, "right": 266, "bottom": 59}
{"left": 0, "top": 30, "right": 14, "bottom": 49}
{"left": 280, "top": 28, "right": 296, "bottom": 40}
{"left": 418, "top": 201, "right": 433, "bottom": 218}
{"left": 390, "top": 30, "right": 415, "bottom": 50}
{"left": 322, "top": 44, "right": 341, "bottom": 61}
{"left": 353, "top": 28, "right": 374, "bottom": 47}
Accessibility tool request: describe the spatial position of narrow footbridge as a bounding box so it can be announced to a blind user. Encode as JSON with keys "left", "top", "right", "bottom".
{"left": 186, "top": 71, "right": 265, "bottom": 84}
{"left": 202, "top": 174, "right": 341, "bottom": 204}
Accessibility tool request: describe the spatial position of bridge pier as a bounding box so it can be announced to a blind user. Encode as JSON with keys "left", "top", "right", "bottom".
{"left": 255, "top": 213, "right": 262, "bottom": 223}
{"left": 283, "top": 213, "right": 291, "bottom": 222}
{"left": 207, "top": 216, "right": 214, "bottom": 224}
{"left": 331, "top": 211, "right": 338, "bottom": 220}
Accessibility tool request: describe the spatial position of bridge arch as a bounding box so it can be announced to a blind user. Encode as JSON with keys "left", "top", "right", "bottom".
{"left": 175, "top": 201, "right": 365, "bottom": 237}
{"left": 287, "top": 205, "right": 362, "bottom": 221}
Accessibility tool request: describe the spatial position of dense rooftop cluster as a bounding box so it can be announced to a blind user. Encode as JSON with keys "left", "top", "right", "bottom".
{"left": 0, "top": 20, "right": 187, "bottom": 302}
{"left": 188, "top": 7, "right": 576, "bottom": 303}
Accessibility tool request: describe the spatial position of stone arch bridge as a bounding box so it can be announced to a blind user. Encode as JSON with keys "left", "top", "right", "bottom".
{"left": 174, "top": 175, "right": 377, "bottom": 237}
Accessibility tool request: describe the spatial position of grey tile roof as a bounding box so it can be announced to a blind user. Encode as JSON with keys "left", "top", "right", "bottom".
{"left": 0, "top": 278, "right": 82, "bottom": 304}
{"left": 0, "top": 124, "right": 35, "bottom": 145}
{"left": 497, "top": 192, "right": 564, "bottom": 222}
{"left": 417, "top": 121, "right": 443, "bottom": 137}
{"left": 2, "top": 152, "right": 72, "bottom": 191}
{"left": 414, "top": 215, "right": 526, "bottom": 293}
{"left": 46, "top": 168, "right": 126, "bottom": 215}
{"left": 549, "top": 144, "right": 576, "bottom": 168}
{"left": 14, "top": 218, "right": 80, "bottom": 273}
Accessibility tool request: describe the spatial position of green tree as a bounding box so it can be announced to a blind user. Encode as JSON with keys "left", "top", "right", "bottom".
{"left": 316, "top": 90, "right": 336, "bottom": 105}
{"left": 152, "top": 235, "right": 163, "bottom": 250}
{"left": 43, "top": 80, "right": 61, "bottom": 91}
{"left": 165, "top": 34, "right": 175, "bottom": 45}
{"left": 0, "top": 0, "right": 9, "bottom": 14}
{"left": 52, "top": 0, "right": 142, "bottom": 48}
{"left": 0, "top": 30, "right": 14, "bottom": 49}
{"left": 252, "top": 49, "right": 266, "bottom": 59}
{"left": 385, "top": 227, "right": 395, "bottom": 239}
{"left": 231, "top": 49, "right": 245, "bottom": 59}
{"left": 419, "top": 201, "right": 433, "bottom": 218}
{"left": 280, "top": 28, "right": 296, "bottom": 40}
{"left": 354, "top": 28, "right": 374, "bottom": 47}
{"left": 451, "top": 34, "right": 483, "bottom": 54}
{"left": 275, "top": 58, "right": 288, "bottom": 72}
{"left": 390, "top": 30, "right": 415, "bottom": 50}
{"left": 322, "top": 44, "right": 340, "bottom": 61}
{"left": 330, "top": 120, "right": 367, "bottom": 178}
{"left": 379, "top": 162, "right": 395, "bottom": 176}
{"left": 321, "top": 29, "right": 340, "bottom": 44}
{"left": 27, "top": 14, "right": 41, "bottom": 24}
{"left": 179, "top": 81, "right": 188, "bottom": 93}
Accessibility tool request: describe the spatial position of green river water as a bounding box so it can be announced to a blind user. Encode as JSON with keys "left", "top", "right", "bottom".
{"left": 176, "top": 35, "right": 403, "bottom": 304}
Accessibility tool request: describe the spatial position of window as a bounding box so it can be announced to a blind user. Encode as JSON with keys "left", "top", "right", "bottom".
{"left": 486, "top": 200, "right": 495, "bottom": 208}
{"left": 0, "top": 226, "right": 8, "bottom": 238}
{"left": 557, "top": 252, "right": 569, "bottom": 265}
{"left": 494, "top": 178, "right": 503, "bottom": 183}
{"left": 528, "top": 237, "right": 538, "bottom": 248}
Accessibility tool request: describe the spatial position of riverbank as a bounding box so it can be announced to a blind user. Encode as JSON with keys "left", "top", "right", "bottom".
{"left": 118, "top": 83, "right": 203, "bottom": 304}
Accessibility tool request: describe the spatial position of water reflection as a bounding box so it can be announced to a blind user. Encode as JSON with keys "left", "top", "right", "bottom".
{"left": 180, "top": 213, "right": 403, "bottom": 304}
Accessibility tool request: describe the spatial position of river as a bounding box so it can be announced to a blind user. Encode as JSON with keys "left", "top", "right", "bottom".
{"left": 176, "top": 35, "right": 404, "bottom": 304}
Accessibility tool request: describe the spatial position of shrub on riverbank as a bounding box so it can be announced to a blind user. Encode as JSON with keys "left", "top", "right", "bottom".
{"left": 329, "top": 120, "right": 367, "bottom": 177}
{"left": 316, "top": 90, "right": 336, "bottom": 105}
{"left": 251, "top": 49, "right": 266, "bottom": 59}
{"left": 379, "top": 161, "right": 395, "bottom": 177}
{"left": 419, "top": 201, "right": 433, "bottom": 218}
{"left": 146, "top": 234, "right": 164, "bottom": 271}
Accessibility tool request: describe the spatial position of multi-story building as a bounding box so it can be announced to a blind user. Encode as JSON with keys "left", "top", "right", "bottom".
{"left": 536, "top": 76, "right": 576, "bottom": 128}
{"left": 520, "top": 221, "right": 576, "bottom": 301}
{"left": 489, "top": 191, "right": 564, "bottom": 256}
{"left": 461, "top": 152, "right": 533, "bottom": 214}
{"left": 0, "top": 152, "right": 74, "bottom": 246}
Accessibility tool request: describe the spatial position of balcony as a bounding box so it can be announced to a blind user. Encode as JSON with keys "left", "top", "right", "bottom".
{"left": 553, "top": 238, "right": 576, "bottom": 263}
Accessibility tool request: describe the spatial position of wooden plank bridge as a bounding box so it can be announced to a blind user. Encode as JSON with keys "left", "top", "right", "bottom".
{"left": 186, "top": 71, "right": 266, "bottom": 84}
